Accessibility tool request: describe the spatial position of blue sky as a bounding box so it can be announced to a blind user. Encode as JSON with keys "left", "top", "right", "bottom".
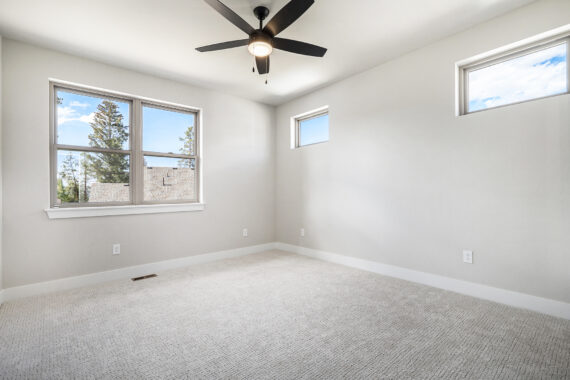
{"left": 468, "top": 43, "right": 567, "bottom": 112}
{"left": 142, "top": 106, "right": 195, "bottom": 155}
{"left": 56, "top": 90, "right": 130, "bottom": 149}
{"left": 299, "top": 114, "right": 329, "bottom": 146}
{"left": 57, "top": 90, "right": 195, "bottom": 167}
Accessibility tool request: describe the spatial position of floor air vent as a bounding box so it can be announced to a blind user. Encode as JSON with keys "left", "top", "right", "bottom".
{"left": 131, "top": 274, "right": 158, "bottom": 281}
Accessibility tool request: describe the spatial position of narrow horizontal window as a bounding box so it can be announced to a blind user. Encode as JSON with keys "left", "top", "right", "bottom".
{"left": 294, "top": 108, "right": 329, "bottom": 148}
{"left": 459, "top": 35, "right": 569, "bottom": 114}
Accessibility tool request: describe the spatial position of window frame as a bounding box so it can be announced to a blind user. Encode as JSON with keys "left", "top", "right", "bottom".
{"left": 49, "top": 81, "right": 201, "bottom": 208}
{"left": 293, "top": 107, "right": 329, "bottom": 148}
{"left": 139, "top": 101, "right": 199, "bottom": 205}
{"left": 458, "top": 34, "right": 570, "bottom": 115}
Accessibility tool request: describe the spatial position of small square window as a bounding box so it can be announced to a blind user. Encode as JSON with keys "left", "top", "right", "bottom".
{"left": 294, "top": 108, "right": 329, "bottom": 148}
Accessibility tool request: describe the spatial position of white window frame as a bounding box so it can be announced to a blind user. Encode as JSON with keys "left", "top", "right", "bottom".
{"left": 291, "top": 106, "right": 329, "bottom": 149}
{"left": 47, "top": 80, "right": 203, "bottom": 218}
{"left": 457, "top": 33, "right": 570, "bottom": 116}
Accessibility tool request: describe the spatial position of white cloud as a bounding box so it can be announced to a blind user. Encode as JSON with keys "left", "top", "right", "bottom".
{"left": 57, "top": 106, "right": 79, "bottom": 125}
{"left": 469, "top": 43, "right": 567, "bottom": 111}
{"left": 69, "top": 100, "right": 89, "bottom": 108}
{"left": 79, "top": 112, "right": 95, "bottom": 124}
{"left": 57, "top": 104, "right": 94, "bottom": 125}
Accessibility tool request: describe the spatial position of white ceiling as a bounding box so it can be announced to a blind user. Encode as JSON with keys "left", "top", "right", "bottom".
{"left": 0, "top": 0, "right": 535, "bottom": 105}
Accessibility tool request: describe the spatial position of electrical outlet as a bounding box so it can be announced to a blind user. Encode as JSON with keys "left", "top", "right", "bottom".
{"left": 113, "top": 244, "right": 121, "bottom": 255}
{"left": 242, "top": 228, "right": 248, "bottom": 237}
{"left": 463, "top": 250, "right": 473, "bottom": 264}
{"left": 300, "top": 228, "right": 305, "bottom": 237}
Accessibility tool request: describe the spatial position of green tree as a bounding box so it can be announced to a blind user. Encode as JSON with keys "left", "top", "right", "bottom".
{"left": 57, "top": 152, "right": 80, "bottom": 203}
{"left": 87, "top": 100, "right": 129, "bottom": 183}
{"left": 178, "top": 125, "right": 194, "bottom": 168}
{"left": 57, "top": 179, "right": 71, "bottom": 203}
{"left": 79, "top": 152, "right": 91, "bottom": 202}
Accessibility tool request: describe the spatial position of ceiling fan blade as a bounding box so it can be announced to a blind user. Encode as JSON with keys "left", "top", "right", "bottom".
{"left": 256, "top": 56, "right": 270, "bottom": 75}
{"left": 263, "top": 0, "right": 314, "bottom": 37}
{"left": 203, "top": 0, "right": 255, "bottom": 35}
{"left": 273, "top": 38, "right": 327, "bottom": 57}
{"left": 196, "top": 39, "right": 249, "bottom": 52}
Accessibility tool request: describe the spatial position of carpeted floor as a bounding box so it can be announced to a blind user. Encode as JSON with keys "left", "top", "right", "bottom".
{"left": 0, "top": 250, "right": 569, "bottom": 379}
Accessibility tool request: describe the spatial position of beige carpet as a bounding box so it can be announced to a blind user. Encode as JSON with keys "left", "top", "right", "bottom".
{"left": 1, "top": 250, "right": 569, "bottom": 379}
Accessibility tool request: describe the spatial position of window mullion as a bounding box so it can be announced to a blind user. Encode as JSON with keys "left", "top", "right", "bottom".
{"left": 133, "top": 99, "right": 144, "bottom": 204}
{"left": 53, "top": 144, "right": 130, "bottom": 155}
{"left": 142, "top": 151, "right": 195, "bottom": 159}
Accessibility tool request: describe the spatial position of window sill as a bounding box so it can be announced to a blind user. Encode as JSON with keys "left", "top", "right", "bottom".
{"left": 45, "top": 203, "right": 205, "bottom": 219}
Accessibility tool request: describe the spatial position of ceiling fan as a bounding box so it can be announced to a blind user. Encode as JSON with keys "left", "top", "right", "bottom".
{"left": 196, "top": 0, "right": 327, "bottom": 76}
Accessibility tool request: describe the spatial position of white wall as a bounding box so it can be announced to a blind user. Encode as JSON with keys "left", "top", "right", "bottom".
{"left": 275, "top": 0, "right": 570, "bottom": 303}
{"left": 0, "top": 36, "right": 3, "bottom": 294}
{"left": 2, "top": 39, "right": 275, "bottom": 288}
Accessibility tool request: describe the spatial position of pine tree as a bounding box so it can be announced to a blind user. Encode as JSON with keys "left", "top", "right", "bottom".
{"left": 57, "top": 152, "right": 80, "bottom": 203}
{"left": 178, "top": 125, "right": 194, "bottom": 168}
{"left": 87, "top": 100, "right": 129, "bottom": 183}
{"left": 57, "top": 179, "right": 70, "bottom": 203}
{"left": 79, "top": 152, "right": 91, "bottom": 202}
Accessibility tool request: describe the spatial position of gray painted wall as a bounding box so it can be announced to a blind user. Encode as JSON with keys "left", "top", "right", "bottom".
{"left": 0, "top": 36, "right": 3, "bottom": 292}
{"left": 275, "top": 0, "right": 570, "bottom": 303}
{"left": 2, "top": 39, "right": 275, "bottom": 288}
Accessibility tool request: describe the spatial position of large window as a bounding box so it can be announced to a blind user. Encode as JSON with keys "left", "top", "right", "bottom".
{"left": 293, "top": 107, "right": 329, "bottom": 148}
{"left": 459, "top": 35, "right": 569, "bottom": 114}
{"left": 51, "top": 83, "right": 199, "bottom": 208}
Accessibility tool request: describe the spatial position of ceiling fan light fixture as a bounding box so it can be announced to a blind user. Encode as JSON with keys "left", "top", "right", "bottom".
{"left": 248, "top": 41, "right": 273, "bottom": 57}
{"left": 248, "top": 33, "right": 273, "bottom": 57}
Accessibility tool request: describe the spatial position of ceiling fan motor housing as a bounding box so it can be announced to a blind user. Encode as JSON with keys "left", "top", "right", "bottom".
{"left": 249, "top": 32, "right": 272, "bottom": 47}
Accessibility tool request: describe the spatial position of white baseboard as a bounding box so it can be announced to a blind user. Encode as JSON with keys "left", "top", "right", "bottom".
{"left": 1, "top": 242, "right": 277, "bottom": 303}
{"left": 276, "top": 242, "right": 570, "bottom": 320}
{"left": 3, "top": 241, "right": 569, "bottom": 321}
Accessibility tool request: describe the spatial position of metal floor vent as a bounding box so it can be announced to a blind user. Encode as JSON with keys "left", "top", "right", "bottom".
{"left": 131, "top": 274, "right": 158, "bottom": 281}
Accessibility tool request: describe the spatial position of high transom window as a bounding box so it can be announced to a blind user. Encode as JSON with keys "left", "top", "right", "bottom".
{"left": 294, "top": 107, "right": 329, "bottom": 148}
{"left": 459, "top": 35, "right": 569, "bottom": 114}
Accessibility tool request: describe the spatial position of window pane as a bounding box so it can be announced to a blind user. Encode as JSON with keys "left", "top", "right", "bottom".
{"left": 468, "top": 43, "right": 568, "bottom": 112}
{"left": 56, "top": 89, "right": 130, "bottom": 150}
{"left": 299, "top": 113, "right": 329, "bottom": 146}
{"left": 144, "top": 156, "right": 196, "bottom": 201}
{"left": 56, "top": 150, "right": 130, "bottom": 205}
{"left": 143, "top": 105, "right": 196, "bottom": 155}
